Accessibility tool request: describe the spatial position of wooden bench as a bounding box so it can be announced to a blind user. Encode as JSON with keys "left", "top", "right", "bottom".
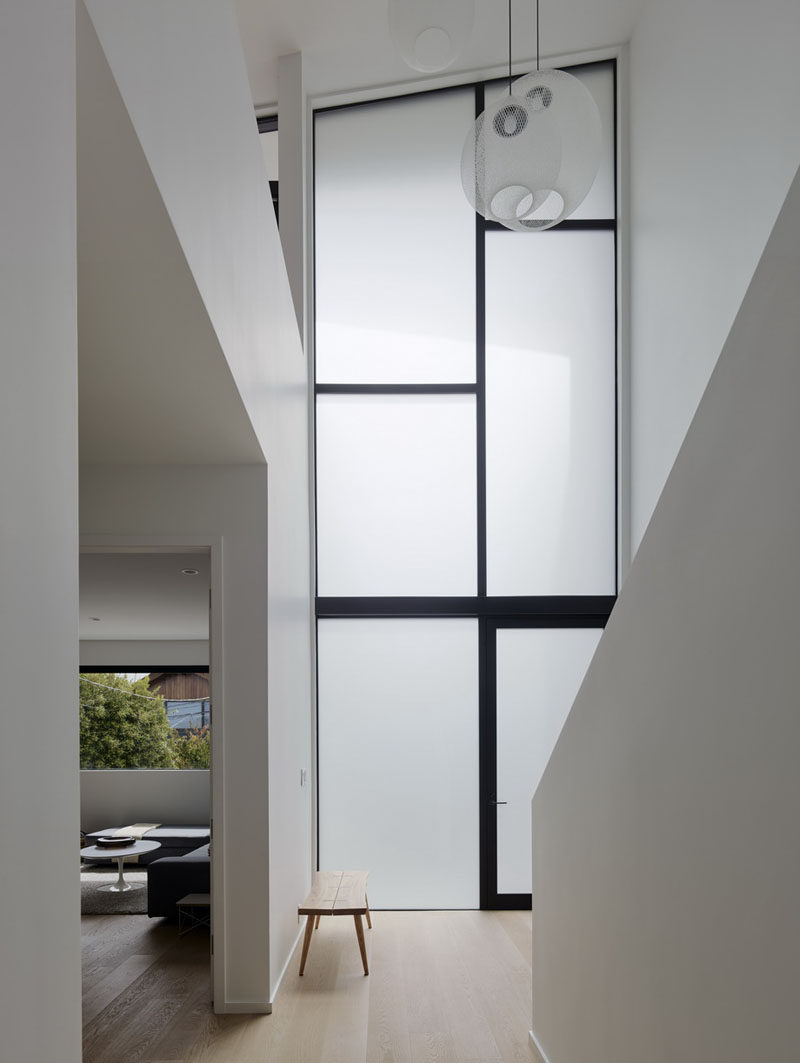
{"left": 298, "top": 870, "right": 371, "bottom": 976}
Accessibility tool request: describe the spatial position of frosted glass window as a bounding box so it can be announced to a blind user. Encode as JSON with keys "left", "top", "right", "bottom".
{"left": 317, "top": 394, "right": 477, "bottom": 596}
{"left": 485, "top": 230, "right": 615, "bottom": 596}
{"left": 318, "top": 619, "right": 479, "bottom": 909}
{"left": 484, "top": 61, "right": 614, "bottom": 220}
{"left": 496, "top": 627, "right": 602, "bottom": 895}
{"left": 315, "top": 91, "right": 476, "bottom": 383}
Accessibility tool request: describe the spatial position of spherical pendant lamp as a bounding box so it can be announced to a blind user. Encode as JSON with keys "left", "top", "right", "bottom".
{"left": 460, "top": 93, "right": 562, "bottom": 231}
{"left": 461, "top": 69, "right": 601, "bottom": 231}
{"left": 388, "top": 0, "right": 476, "bottom": 73}
{"left": 510, "top": 69, "right": 602, "bottom": 227}
{"left": 460, "top": 0, "right": 602, "bottom": 232}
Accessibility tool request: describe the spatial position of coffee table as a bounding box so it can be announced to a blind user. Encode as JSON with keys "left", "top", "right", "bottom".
{"left": 80, "top": 840, "right": 161, "bottom": 893}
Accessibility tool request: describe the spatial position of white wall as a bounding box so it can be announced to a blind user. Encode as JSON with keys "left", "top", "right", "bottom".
{"left": 629, "top": 0, "right": 800, "bottom": 549}
{"left": 81, "top": 464, "right": 272, "bottom": 1011}
{"left": 278, "top": 51, "right": 307, "bottom": 339}
{"left": 81, "top": 771, "right": 210, "bottom": 833}
{"left": 80, "top": 639, "right": 209, "bottom": 668}
{"left": 0, "top": 3, "right": 82, "bottom": 1061}
{"left": 531, "top": 167, "right": 800, "bottom": 1063}
{"left": 82, "top": 0, "right": 305, "bottom": 454}
{"left": 269, "top": 49, "right": 314, "bottom": 1002}
{"left": 82, "top": 0, "right": 312, "bottom": 1010}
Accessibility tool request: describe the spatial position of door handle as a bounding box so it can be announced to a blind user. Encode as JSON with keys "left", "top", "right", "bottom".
{"left": 489, "top": 799, "right": 508, "bottom": 805}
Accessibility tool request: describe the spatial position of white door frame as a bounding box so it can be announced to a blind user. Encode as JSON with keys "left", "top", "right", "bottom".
{"left": 79, "top": 534, "right": 224, "bottom": 1007}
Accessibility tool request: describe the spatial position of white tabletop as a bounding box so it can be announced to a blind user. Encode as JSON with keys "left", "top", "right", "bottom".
{"left": 80, "top": 839, "right": 161, "bottom": 859}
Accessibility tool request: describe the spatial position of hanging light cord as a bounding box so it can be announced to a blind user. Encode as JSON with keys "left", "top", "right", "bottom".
{"left": 536, "top": 0, "right": 540, "bottom": 71}
{"left": 507, "top": 0, "right": 512, "bottom": 92}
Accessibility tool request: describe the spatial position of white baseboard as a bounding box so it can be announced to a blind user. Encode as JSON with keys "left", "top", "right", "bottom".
{"left": 217, "top": 1000, "right": 272, "bottom": 1014}
{"left": 269, "top": 923, "right": 306, "bottom": 1006}
{"left": 529, "top": 1028, "right": 550, "bottom": 1063}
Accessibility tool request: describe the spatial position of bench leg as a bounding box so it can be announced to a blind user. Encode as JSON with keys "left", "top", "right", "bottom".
{"left": 365, "top": 893, "right": 372, "bottom": 930}
{"left": 299, "top": 914, "right": 315, "bottom": 976}
{"left": 315, "top": 913, "right": 321, "bottom": 930}
{"left": 354, "top": 914, "right": 369, "bottom": 976}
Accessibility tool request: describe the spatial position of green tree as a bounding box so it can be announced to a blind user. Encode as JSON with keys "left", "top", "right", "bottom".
{"left": 169, "top": 726, "right": 211, "bottom": 769}
{"left": 79, "top": 673, "right": 174, "bottom": 769}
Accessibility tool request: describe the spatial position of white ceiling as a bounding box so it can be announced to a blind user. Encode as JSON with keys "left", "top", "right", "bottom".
{"left": 233, "top": 0, "right": 645, "bottom": 109}
{"left": 79, "top": 551, "right": 210, "bottom": 640}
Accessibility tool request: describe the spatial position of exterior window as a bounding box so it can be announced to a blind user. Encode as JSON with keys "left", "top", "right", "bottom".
{"left": 79, "top": 672, "right": 211, "bottom": 770}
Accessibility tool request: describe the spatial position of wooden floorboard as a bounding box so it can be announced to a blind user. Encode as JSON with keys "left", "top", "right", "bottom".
{"left": 82, "top": 910, "right": 534, "bottom": 1063}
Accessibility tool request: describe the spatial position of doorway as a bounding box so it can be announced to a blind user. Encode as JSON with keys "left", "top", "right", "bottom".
{"left": 481, "top": 620, "right": 604, "bottom": 908}
{"left": 78, "top": 546, "right": 214, "bottom": 1050}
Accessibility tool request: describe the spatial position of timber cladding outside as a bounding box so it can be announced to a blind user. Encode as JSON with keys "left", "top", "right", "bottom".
{"left": 148, "top": 671, "right": 210, "bottom": 700}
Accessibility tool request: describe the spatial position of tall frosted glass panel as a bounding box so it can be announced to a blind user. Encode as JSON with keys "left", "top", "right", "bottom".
{"left": 319, "top": 619, "right": 479, "bottom": 909}
{"left": 315, "top": 91, "right": 476, "bottom": 383}
{"left": 496, "top": 627, "right": 602, "bottom": 895}
{"left": 317, "top": 394, "right": 477, "bottom": 596}
{"left": 566, "top": 63, "right": 615, "bottom": 220}
{"left": 485, "top": 230, "right": 615, "bottom": 596}
{"left": 484, "top": 61, "right": 615, "bottom": 220}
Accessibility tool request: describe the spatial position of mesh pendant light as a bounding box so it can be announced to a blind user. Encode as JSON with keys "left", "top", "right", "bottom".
{"left": 460, "top": 0, "right": 602, "bottom": 231}
{"left": 461, "top": 93, "right": 562, "bottom": 230}
{"left": 389, "top": 0, "right": 475, "bottom": 73}
{"left": 461, "top": 70, "right": 601, "bottom": 231}
{"left": 511, "top": 69, "right": 601, "bottom": 226}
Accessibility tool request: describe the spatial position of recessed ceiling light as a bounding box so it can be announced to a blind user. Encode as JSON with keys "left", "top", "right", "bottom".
{"left": 181, "top": 568, "right": 199, "bottom": 576}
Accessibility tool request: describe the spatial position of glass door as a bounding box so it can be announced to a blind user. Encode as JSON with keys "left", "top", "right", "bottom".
{"left": 318, "top": 617, "right": 480, "bottom": 910}
{"left": 483, "top": 621, "right": 603, "bottom": 908}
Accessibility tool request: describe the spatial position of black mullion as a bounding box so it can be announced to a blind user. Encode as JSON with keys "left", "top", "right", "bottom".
{"left": 312, "top": 110, "right": 320, "bottom": 600}
{"left": 79, "top": 665, "right": 209, "bottom": 674}
{"left": 491, "top": 611, "right": 611, "bottom": 628}
{"left": 316, "top": 596, "right": 615, "bottom": 620}
{"left": 475, "top": 82, "right": 487, "bottom": 600}
{"left": 315, "top": 616, "right": 320, "bottom": 871}
{"left": 312, "top": 111, "right": 321, "bottom": 874}
{"left": 315, "top": 79, "right": 472, "bottom": 118}
{"left": 484, "top": 218, "right": 615, "bottom": 232}
{"left": 613, "top": 57, "right": 620, "bottom": 595}
{"left": 493, "top": 892, "right": 531, "bottom": 910}
{"left": 479, "top": 616, "right": 495, "bottom": 909}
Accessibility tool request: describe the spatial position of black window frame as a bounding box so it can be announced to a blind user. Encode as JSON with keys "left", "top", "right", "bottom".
{"left": 312, "top": 59, "right": 619, "bottom": 909}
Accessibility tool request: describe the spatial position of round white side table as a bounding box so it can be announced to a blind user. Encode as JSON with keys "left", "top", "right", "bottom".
{"left": 80, "top": 839, "right": 161, "bottom": 893}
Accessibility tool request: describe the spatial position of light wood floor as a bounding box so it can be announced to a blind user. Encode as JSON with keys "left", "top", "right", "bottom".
{"left": 82, "top": 908, "right": 534, "bottom": 1062}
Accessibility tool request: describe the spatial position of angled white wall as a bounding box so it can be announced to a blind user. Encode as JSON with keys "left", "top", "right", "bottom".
{"left": 81, "top": 0, "right": 312, "bottom": 1009}
{"left": 278, "top": 51, "right": 307, "bottom": 340}
{"left": 0, "top": 3, "right": 81, "bottom": 1061}
{"left": 531, "top": 167, "right": 800, "bottom": 1063}
{"left": 629, "top": 0, "right": 800, "bottom": 548}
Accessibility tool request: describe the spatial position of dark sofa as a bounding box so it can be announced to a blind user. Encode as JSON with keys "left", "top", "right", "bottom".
{"left": 147, "top": 843, "right": 210, "bottom": 919}
{"left": 84, "top": 824, "right": 210, "bottom": 865}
